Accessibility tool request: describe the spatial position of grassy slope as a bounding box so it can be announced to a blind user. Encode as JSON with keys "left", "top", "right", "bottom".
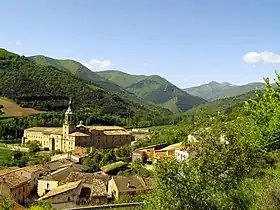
{"left": 0, "top": 51, "right": 171, "bottom": 121}
{"left": 0, "top": 97, "right": 40, "bottom": 117}
{"left": 96, "top": 70, "right": 147, "bottom": 88}
{"left": 97, "top": 71, "right": 206, "bottom": 113}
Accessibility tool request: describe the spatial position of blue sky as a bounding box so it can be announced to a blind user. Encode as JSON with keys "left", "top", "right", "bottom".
{"left": 1, "top": 0, "right": 280, "bottom": 88}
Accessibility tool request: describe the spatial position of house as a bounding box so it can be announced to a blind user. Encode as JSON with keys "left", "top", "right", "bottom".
{"left": 0, "top": 165, "right": 44, "bottom": 204}
{"left": 132, "top": 143, "right": 168, "bottom": 163}
{"left": 22, "top": 99, "right": 134, "bottom": 152}
{"left": 154, "top": 142, "right": 185, "bottom": 159}
{"left": 63, "top": 172, "right": 109, "bottom": 204}
{"left": 39, "top": 180, "right": 82, "bottom": 209}
{"left": 108, "top": 176, "right": 153, "bottom": 200}
{"left": 38, "top": 164, "right": 88, "bottom": 197}
{"left": 39, "top": 172, "right": 109, "bottom": 209}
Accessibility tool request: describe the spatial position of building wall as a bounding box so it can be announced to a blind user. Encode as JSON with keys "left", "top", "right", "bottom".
{"left": 175, "top": 150, "right": 189, "bottom": 161}
{"left": 43, "top": 186, "right": 81, "bottom": 208}
{"left": 108, "top": 179, "right": 119, "bottom": 199}
{"left": 23, "top": 127, "right": 133, "bottom": 153}
{"left": 10, "top": 182, "right": 31, "bottom": 204}
{"left": 37, "top": 180, "right": 59, "bottom": 197}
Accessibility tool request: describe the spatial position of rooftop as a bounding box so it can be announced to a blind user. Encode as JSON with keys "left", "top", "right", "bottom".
{"left": 112, "top": 176, "right": 153, "bottom": 193}
{"left": 64, "top": 172, "right": 108, "bottom": 197}
{"left": 63, "top": 172, "right": 110, "bottom": 184}
{"left": 103, "top": 130, "right": 130, "bottom": 135}
{"left": 86, "top": 126, "right": 125, "bottom": 131}
{"left": 69, "top": 132, "right": 90, "bottom": 137}
{"left": 24, "top": 127, "right": 62, "bottom": 135}
{"left": 0, "top": 167, "right": 19, "bottom": 175}
{"left": 0, "top": 171, "right": 30, "bottom": 189}
{"left": 40, "top": 180, "right": 82, "bottom": 200}
{"left": 42, "top": 164, "right": 88, "bottom": 182}
{"left": 157, "top": 142, "right": 184, "bottom": 151}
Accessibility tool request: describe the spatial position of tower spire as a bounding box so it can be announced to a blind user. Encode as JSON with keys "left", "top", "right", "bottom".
{"left": 65, "top": 98, "right": 72, "bottom": 115}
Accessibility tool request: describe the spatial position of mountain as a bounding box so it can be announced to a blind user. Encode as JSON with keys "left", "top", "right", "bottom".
{"left": 184, "top": 81, "right": 265, "bottom": 101}
{"left": 29, "top": 55, "right": 132, "bottom": 95}
{"left": 0, "top": 49, "right": 171, "bottom": 126}
{"left": 184, "top": 90, "right": 258, "bottom": 117}
{"left": 96, "top": 71, "right": 206, "bottom": 113}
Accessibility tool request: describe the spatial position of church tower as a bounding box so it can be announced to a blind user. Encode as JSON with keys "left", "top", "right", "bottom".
{"left": 63, "top": 98, "right": 75, "bottom": 138}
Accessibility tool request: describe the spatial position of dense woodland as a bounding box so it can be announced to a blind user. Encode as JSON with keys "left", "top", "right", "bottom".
{"left": 0, "top": 50, "right": 187, "bottom": 140}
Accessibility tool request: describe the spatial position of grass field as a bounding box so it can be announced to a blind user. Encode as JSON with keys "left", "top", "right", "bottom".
{"left": 0, "top": 97, "right": 40, "bottom": 117}
{"left": 0, "top": 148, "right": 13, "bottom": 162}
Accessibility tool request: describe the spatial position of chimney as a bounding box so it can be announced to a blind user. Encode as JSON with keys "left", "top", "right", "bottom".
{"left": 127, "top": 180, "right": 131, "bottom": 188}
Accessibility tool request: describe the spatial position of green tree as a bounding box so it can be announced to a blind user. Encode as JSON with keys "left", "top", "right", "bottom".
{"left": 28, "top": 141, "right": 41, "bottom": 153}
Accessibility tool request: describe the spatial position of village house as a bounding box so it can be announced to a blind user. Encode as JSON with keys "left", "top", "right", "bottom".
{"left": 108, "top": 176, "right": 153, "bottom": 200}
{"left": 132, "top": 143, "right": 168, "bottom": 163}
{"left": 22, "top": 100, "right": 134, "bottom": 152}
{"left": 0, "top": 165, "right": 44, "bottom": 204}
{"left": 154, "top": 142, "right": 185, "bottom": 159}
{"left": 38, "top": 180, "right": 82, "bottom": 209}
{"left": 39, "top": 172, "right": 109, "bottom": 209}
{"left": 38, "top": 162, "right": 88, "bottom": 197}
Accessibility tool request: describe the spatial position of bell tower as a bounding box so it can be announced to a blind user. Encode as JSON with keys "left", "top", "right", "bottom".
{"left": 63, "top": 98, "right": 75, "bottom": 138}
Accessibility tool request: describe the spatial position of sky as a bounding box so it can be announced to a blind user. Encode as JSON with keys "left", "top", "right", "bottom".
{"left": 1, "top": 0, "right": 280, "bottom": 88}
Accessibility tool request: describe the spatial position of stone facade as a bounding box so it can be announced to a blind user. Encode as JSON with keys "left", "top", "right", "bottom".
{"left": 22, "top": 100, "right": 133, "bottom": 152}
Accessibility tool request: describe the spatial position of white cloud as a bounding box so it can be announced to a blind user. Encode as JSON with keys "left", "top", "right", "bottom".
{"left": 243, "top": 51, "right": 280, "bottom": 64}
{"left": 143, "top": 62, "right": 149, "bottom": 67}
{"left": 82, "top": 59, "right": 113, "bottom": 70}
{"left": 15, "top": 41, "right": 22, "bottom": 46}
{"left": 183, "top": 78, "right": 188, "bottom": 82}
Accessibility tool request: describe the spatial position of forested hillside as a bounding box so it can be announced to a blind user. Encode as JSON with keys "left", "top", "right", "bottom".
{"left": 97, "top": 71, "right": 206, "bottom": 113}
{"left": 0, "top": 49, "right": 175, "bottom": 139}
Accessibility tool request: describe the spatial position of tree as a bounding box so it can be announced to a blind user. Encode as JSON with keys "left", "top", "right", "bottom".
{"left": 28, "top": 141, "right": 41, "bottom": 153}
{"left": 1, "top": 197, "right": 13, "bottom": 210}
{"left": 143, "top": 113, "right": 271, "bottom": 210}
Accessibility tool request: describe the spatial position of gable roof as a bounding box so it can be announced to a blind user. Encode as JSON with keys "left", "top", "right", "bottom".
{"left": 63, "top": 172, "right": 108, "bottom": 197}
{"left": 86, "top": 126, "right": 125, "bottom": 131}
{"left": 0, "top": 171, "right": 30, "bottom": 189}
{"left": 40, "top": 180, "right": 82, "bottom": 200}
{"left": 24, "top": 127, "right": 62, "bottom": 135}
{"left": 112, "top": 176, "right": 153, "bottom": 193}
{"left": 63, "top": 172, "right": 110, "bottom": 184}
{"left": 0, "top": 167, "right": 20, "bottom": 175}
{"left": 42, "top": 164, "right": 88, "bottom": 182}
{"left": 45, "top": 159, "right": 73, "bottom": 171}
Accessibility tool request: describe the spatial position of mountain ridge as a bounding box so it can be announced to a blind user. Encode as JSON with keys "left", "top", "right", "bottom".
{"left": 184, "top": 81, "right": 265, "bottom": 101}
{"left": 97, "top": 70, "right": 206, "bottom": 113}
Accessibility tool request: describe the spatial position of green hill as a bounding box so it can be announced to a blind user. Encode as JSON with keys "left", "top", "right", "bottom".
{"left": 97, "top": 70, "right": 147, "bottom": 88}
{"left": 184, "top": 90, "right": 258, "bottom": 117}
{"left": 29, "top": 55, "right": 132, "bottom": 94}
{"left": 97, "top": 71, "right": 206, "bottom": 113}
{"left": 0, "top": 49, "right": 171, "bottom": 126}
{"left": 184, "top": 81, "right": 265, "bottom": 101}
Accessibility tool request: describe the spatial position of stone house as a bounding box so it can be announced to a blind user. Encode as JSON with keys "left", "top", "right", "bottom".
{"left": 39, "top": 180, "right": 82, "bottom": 209}
{"left": 154, "top": 142, "right": 185, "bottom": 159}
{"left": 0, "top": 165, "right": 44, "bottom": 204}
{"left": 63, "top": 172, "right": 109, "bottom": 204}
{"left": 108, "top": 176, "right": 153, "bottom": 200}
{"left": 132, "top": 143, "right": 168, "bottom": 163}
{"left": 38, "top": 163, "right": 88, "bottom": 197}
